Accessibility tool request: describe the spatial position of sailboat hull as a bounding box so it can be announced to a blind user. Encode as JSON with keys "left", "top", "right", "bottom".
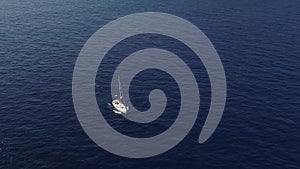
{"left": 112, "top": 99, "right": 128, "bottom": 114}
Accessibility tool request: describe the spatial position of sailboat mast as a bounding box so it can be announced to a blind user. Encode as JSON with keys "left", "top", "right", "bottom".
{"left": 118, "top": 75, "right": 122, "bottom": 99}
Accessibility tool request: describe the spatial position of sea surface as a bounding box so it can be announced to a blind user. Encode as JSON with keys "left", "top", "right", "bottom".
{"left": 1, "top": 0, "right": 300, "bottom": 168}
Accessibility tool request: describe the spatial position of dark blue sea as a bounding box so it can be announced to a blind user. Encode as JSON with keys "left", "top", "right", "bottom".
{"left": 1, "top": 0, "right": 300, "bottom": 168}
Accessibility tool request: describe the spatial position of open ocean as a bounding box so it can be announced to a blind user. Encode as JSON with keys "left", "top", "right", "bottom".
{"left": 1, "top": 0, "right": 299, "bottom": 168}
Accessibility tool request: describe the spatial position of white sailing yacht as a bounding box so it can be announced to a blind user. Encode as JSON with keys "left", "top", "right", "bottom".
{"left": 112, "top": 75, "right": 129, "bottom": 115}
